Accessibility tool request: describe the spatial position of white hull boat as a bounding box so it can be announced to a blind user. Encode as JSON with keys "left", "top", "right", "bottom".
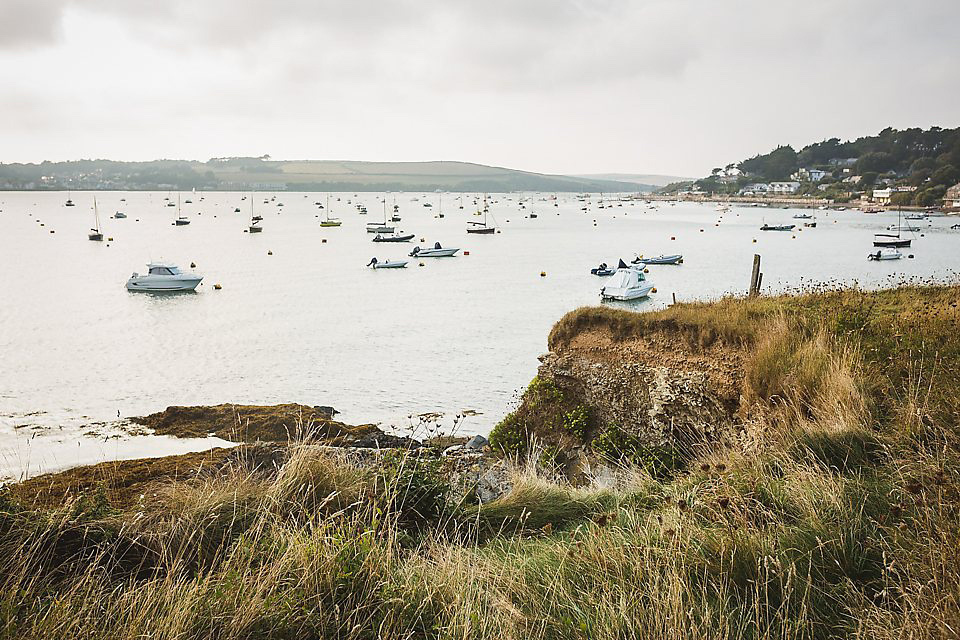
{"left": 126, "top": 262, "right": 203, "bottom": 292}
{"left": 367, "top": 258, "right": 408, "bottom": 269}
{"left": 367, "top": 224, "right": 395, "bottom": 234}
{"left": 600, "top": 267, "right": 654, "bottom": 301}
{"left": 867, "top": 249, "right": 903, "bottom": 261}
{"left": 410, "top": 243, "right": 459, "bottom": 257}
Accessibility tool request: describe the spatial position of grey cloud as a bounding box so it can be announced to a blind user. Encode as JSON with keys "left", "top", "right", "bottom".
{"left": 0, "top": 0, "right": 66, "bottom": 49}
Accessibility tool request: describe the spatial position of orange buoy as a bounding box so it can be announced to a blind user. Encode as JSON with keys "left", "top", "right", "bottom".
{"left": 214, "top": 283, "right": 222, "bottom": 290}
{"left": 651, "top": 287, "right": 657, "bottom": 293}
{"left": 267, "top": 250, "right": 273, "bottom": 255}
{"left": 540, "top": 271, "right": 546, "bottom": 277}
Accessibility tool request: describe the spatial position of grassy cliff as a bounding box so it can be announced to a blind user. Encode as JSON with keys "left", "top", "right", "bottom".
{"left": 2, "top": 285, "right": 960, "bottom": 639}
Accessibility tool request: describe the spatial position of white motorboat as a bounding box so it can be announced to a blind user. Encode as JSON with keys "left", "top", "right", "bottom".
{"left": 888, "top": 224, "right": 920, "bottom": 232}
{"left": 126, "top": 262, "right": 203, "bottom": 292}
{"left": 367, "top": 257, "right": 408, "bottom": 269}
{"left": 410, "top": 243, "right": 459, "bottom": 257}
{"left": 600, "top": 267, "right": 654, "bottom": 301}
{"left": 867, "top": 249, "right": 903, "bottom": 261}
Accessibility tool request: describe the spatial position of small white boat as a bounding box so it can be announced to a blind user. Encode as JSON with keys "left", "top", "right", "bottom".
{"left": 113, "top": 211, "right": 127, "bottom": 219}
{"left": 600, "top": 267, "right": 654, "bottom": 301}
{"left": 888, "top": 224, "right": 920, "bottom": 232}
{"left": 867, "top": 249, "right": 903, "bottom": 261}
{"left": 410, "top": 243, "right": 459, "bottom": 257}
{"left": 126, "top": 262, "right": 203, "bottom": 292}
{"left": 366, "top": 224, "right": 395, "bottom": 234}
{"left": 367, "top": 257, "right": 408, "bottom": 269}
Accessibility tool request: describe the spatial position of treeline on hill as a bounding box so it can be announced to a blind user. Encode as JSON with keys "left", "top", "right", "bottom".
{"left": 0, "top": 159, "right": 217, "bottom": 190}
{"left": 661, "top": 126, "right": 960, "bottom": 205}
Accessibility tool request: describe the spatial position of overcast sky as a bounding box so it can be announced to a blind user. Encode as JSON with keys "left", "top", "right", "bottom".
{"left": 1, "top": 0, "right": 958, "bottom": 177}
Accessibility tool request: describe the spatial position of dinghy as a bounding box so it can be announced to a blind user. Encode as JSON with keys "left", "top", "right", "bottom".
{"left": 642, "top": 254, "right": 683, "bottom": 265}
{"left": 367, "top": 257, "right": 408, "bottom": 269}
{"left": 373, "top": 233, "right": 415, "bottom": 242}
{"left": 590, "top": 262, "right": 616, "bottom": 276}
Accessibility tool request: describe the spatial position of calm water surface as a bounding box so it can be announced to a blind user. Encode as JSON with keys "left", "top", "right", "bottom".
{"left": 1, "top": 191, "right": 957, "bottom": 478}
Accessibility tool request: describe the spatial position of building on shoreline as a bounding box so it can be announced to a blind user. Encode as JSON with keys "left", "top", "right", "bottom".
{"left": 945, "top": 182, "right": 960, "bottom": 211}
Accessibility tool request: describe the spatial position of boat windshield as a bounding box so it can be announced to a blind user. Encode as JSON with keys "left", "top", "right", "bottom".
{"left": 148, "top": 266, "right": 176, "bottom": 276}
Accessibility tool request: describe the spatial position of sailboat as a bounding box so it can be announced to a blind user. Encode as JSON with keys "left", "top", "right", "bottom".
{"left": 65, "top": 191, "right": 75, "bottom": 207}
{"left": 173, "top": 194, "right": 190, "bottom": 225}
{"left": 320, "top": 195, "right": 342, "bottom": 227}
{"left": 366, "top": 201, "right": 395, "bottom": 233}
{"left": 88, "top": 197, "right": 103, "bottom": 241}
{"left": 874, "top": 207, "right": 911, "bottom": 248}
{"left": 467, "top": 196, "right": 496, "bottom": 234}
{"left": 249, "top": 195, "right": 263, "bottom": 233}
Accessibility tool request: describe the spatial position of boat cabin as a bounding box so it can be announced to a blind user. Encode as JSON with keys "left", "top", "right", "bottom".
{"left": 147, "top": 263, "right": 181, "bottom": 276}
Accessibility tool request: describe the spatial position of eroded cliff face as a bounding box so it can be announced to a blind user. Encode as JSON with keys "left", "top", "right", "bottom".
{"left": 493, "top": 318, "right": 750, "bottom": 468}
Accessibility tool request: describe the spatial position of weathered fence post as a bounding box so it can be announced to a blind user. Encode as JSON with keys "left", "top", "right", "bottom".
{"left": 749, "top": 254, "right": 761, "bottom": 297}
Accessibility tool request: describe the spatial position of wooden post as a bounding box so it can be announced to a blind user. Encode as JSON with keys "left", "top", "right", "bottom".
{"left": 749, "top": 254, "right": 761, "bottom": 297}
{"left": 672, "top": 292, "right": 677, "bottom": 306}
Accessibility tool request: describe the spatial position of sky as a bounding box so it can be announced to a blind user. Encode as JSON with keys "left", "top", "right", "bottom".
{"left": 1, "top": 0, "right": 958, "bottom": 178}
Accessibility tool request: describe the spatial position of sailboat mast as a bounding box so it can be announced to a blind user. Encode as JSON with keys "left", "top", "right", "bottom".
{"left": 93, "top": 196, "right": 100, "bottom": 231}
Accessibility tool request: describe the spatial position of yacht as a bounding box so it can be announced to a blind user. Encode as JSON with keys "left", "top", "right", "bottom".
{"left": 410, "top": 243, "right": 459, "bottom": 257}
{"left": 600, "top": 267, "right": 654, "bottom": 301}
{"left": 126, "top": 263, "right": 203, "bottom": 292}
{"left": 366, "top": 223, "right": 395, "bottom": 234}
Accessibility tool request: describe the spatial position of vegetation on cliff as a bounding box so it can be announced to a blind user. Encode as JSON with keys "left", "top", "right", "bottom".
{"left": 661, "top": 126, "right": 960, "bottom": 205}
{"left": 3, "top": 285, "right": 960, "bottom": 638}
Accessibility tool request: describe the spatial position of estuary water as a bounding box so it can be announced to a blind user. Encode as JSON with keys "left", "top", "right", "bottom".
{"left": 1, "top": 190, "right": 958, "bottom": 479}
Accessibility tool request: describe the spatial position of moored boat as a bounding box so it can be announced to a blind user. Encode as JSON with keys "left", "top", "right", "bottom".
{"left": 868, "top": 249, "right": 904, "bottom": 261}
{"left": 760, "top": 224, "right": 795, "bottom": 231}
{"left": 410, "top": 243, "right": 459, "bottom": 257}
{"left": 600, "top": 267, "right": 654, "bottom": 301}
{"left": 126, "top": 262, "right": 202, "bottom": 292}
{"left": 366, "top": 257, "right": 408, "bottom": 269}
{"left": 373, "top": 233, "right": 414, "bottom": 242}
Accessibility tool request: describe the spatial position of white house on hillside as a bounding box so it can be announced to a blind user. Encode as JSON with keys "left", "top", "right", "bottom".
{"left": 792, "top": 168, "right": 828, "bottom": 182}
{"left": 769, "top": 181, "right": 801, "bottom": 194}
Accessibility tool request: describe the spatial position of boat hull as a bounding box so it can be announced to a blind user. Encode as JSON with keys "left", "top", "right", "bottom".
{"left": 372, "top": 261, "right": 408, "bottom": 269}
{"left": 873, "top": 239, "right": 910, "bottom": 248}
{"left": 126, "top": 276, "right": 202, "bottom": 292}
{"left": 467, "top": 226, "right": 495, "bottom": 234}
{"left": 410, "top": 248, "right": 459, "bottom": 257}
{"left": 601, "top": 284, "right": 654, "bottom": 301}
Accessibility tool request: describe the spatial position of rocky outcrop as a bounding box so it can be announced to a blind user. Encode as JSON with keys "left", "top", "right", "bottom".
{"left": 493, "top": 320, "right": 747, "bottom": 463}
{"left": 131, "top": 403, "right": 412, "bottom": 446}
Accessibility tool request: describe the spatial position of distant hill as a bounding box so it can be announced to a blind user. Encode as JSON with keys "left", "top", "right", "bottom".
{"left": 571, "top": 173, "right": 690, "bottom": 190}
{"left": 664, "top": 126, "right": 960, "bottom": 206}
{"left": 0, "top": 158, "right": 643, "bottom": 193}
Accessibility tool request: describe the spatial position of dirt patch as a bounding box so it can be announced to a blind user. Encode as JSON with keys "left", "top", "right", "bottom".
{"left": 131, "top": 403, "right": 382, "bottom": 444}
